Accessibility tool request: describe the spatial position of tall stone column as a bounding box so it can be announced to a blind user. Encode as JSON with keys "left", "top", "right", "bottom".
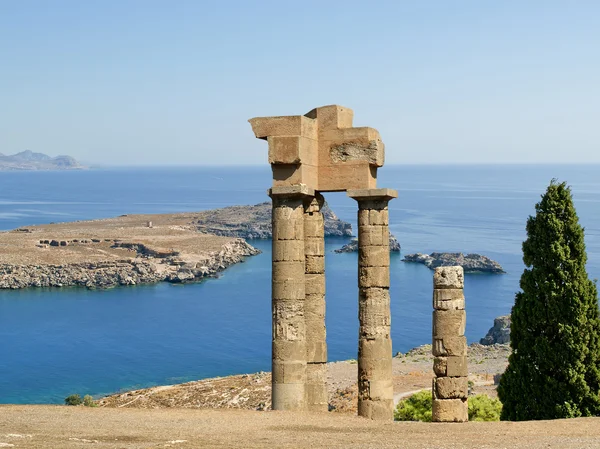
{"left": 269, "top": 185, "right": 313, "bottom": 411}
{"left": 348, "top": 188, "right": 397, "bottom": 420}
{"left": 432, "top": 266, "right": 468, "bottom": 422}
{"left": 303, "top": 193, "right": 328, "bottom": 412}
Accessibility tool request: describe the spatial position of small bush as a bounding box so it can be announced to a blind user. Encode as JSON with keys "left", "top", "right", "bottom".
{"left": 468, "top": 394, "right": 502, "bottom": 421}
{"left": 394, "top": 391, "right": 502, "bottom": 422}
{"left": 394, "top": 390, "right": 432, "bottom": 422}
{"left": 83, "top": 395, "right": 96, "bottom": 407}
{"left": 65, "top": 394, "right": 83, "bottom": 406}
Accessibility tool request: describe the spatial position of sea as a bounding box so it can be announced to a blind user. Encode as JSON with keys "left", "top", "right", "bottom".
{"left": 1, "top": 165, "right": 599, "bottom": 404}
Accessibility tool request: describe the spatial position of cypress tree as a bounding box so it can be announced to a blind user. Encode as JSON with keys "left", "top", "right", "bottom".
{"left": 498, "top": 180, "right": 600, "bottom": 420}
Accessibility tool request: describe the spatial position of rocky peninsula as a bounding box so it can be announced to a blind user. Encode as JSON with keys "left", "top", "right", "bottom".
{"left": 402, "top": 252, "right": 505, "bottom": 273}
{"left": 0, "top": 150, "right": 84, "bottom": 170}
{"left": 333, "top": 235, "right": 401, "bottom": 253}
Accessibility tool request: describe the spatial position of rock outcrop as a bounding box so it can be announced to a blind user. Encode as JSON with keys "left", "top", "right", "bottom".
{"left": 195, "top": 201, "right": 352, "bottom": 239}
{"left": 402, "top": 252, "right": 505, "bottom": 273}
{"left": 333, "top": 235, "right": 401, "bottom": 253}
{"left": 0, "top": 151, "right": 84, "bottom": 170}
{"left": 480, "top": 315, "right": 511, "bottom": 345}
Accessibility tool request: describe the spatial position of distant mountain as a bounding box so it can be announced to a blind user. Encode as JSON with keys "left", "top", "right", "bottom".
{"left": 0, "top": 151, "right": 85, "bottom": 170}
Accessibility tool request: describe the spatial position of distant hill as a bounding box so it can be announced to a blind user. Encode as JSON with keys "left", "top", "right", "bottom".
{"left": 0, "top": 151, "right": 85, "bottom": 170}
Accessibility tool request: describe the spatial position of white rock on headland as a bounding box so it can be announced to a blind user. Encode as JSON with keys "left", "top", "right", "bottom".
{"left": 402, "top": 252, "right": 505, "bottom": 273}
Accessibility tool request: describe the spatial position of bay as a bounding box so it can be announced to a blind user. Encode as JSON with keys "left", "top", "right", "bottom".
{"left": 0, "top": 165, "right": 599, "bottom": 404}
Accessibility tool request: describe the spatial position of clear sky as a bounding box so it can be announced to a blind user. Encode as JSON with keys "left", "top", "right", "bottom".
{"left": 1, "top": 1, "right": 599, "bottom": 166}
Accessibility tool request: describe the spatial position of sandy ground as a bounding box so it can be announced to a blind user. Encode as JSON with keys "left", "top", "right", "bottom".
{"left": 2, "top": 405, "right": 600, "bottom": 449}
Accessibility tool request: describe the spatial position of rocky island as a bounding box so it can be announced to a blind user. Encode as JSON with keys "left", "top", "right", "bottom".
{"left": 402, "top": 252, "right": 505, "bottom": 273}
{"left": 333, "top": 235, "right": 401, "bottom": 253}
{"left": 0, "top": 150, "right": 84, "bottom": 170}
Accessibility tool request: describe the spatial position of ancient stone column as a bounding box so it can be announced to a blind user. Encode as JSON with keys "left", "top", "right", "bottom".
{"left": 432, "top": 266, "right": 468, "bottom": 422}
{"left": 303, "top": 193, "right": 328, "bottom": 412}
{"left": 348, "top": 188, "right": 397, "bottom": 420}
{"left": 269, "top": 185, "right": 313, "bottom": 411}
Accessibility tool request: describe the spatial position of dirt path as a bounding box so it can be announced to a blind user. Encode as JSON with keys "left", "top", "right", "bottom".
{"left": 1, "top": 406, "right": 599, "bottom": 449}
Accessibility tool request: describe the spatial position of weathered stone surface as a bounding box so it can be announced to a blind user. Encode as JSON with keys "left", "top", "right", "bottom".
{"left": 433, "top": 357, "right": 447, "bottom": 377}
{"left": 432, "top": 310, "right": 466, "bottom": 338}
{"left": 433, "top": 377, "right": 468, "bottom": 399}
{"left": 358, "top": 266, "right": 390, "bottom": 288}
{"left": 433, "top": 336, "right": 468, "bottom": 356}
{"left": 446, "top": 356, "right": 468, "bottom": 377}
{"left": 357, "top": 399, "right": 394, "bottom": 421}
{"left": 433, "top": 266, "right": 464, "bottom": 289}
{"left": 432, "top": 399, "right": 468, "bottom": 423}
{"left": 480, "top": 315, "right": 511, "bottom": 345}
{"left": 403, "top": 252, "right": 505, "bottom": 274}
{"left": 358, "top": 245, "right": 390, "bottom": 267}
{"left": 433, "top": 288, "right": 465, "bottom": 310}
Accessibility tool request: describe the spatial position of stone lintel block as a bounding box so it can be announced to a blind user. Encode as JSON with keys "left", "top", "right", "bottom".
{"left": 272, "top": 240, "right": 304, "bottom": 262}
{"left": 272, "top": 360, "right": 307, "bottom": 384}
{"left": 318, "top": 161, "right": 378, "bottom": 192}
{"left": 447, "top": 356, "right": 468, "bottom": 377}
{"left": 433, "top": 289, "right": 465, "bottom": 310}
{"left": 359, "top": 245, "right": 390, "bottom": 267}
{"left": 272, "top": 281, "right": 305, "bottom": 300}
{"left": 359, "top": 266, "right": 390, "bottom": 288}
{"left": 249, "top": 115, "right": 317, "bottom": 140}
{"left": 358, "top": 337, "right": 392, "bottom": 361}
{"left": 304, "top": 104, "right": 354, "bottom": 130}
{"left": 305, "top": 255, "right": 325, "bottom": 274}
{"left": 271, "top": 383, "right": 306, "bottom": 411}
{"left": 272, "top": 164, "right": 318, "bottom": 189}
{"left": 432, "top": 399, "right": 468, "bottom": 423}
{"left": 272, "top": 218, "right": 304, "bottom": 241}
{"left": 321, "top": 128, "right": 385, "bottom": 167}
{"left": 433, "top": 357, "right": 448, "bottom": 377}
{"left": 358, "top": 225, "right": 389, "bottom": 247}
{"left": 304, "top": 217, "right": 325, "bottom": 239}
{"left": 433, "top": 376, "right": 468, "bottom": 399}
{"left": 358, "top": 356, "right": 392, "bottom": 380}
{"left": 304, "top": 238, "right": 325, "bottom": 256}
{"left": 305, "top": 273, "right": 325, "bottom": 295}
{"left": 365, "top": 379, "right": 394, "bottom": 401}
{"left": 433, "top": 336, "right": 468, "bottom": 357}
{"left": 358, "top": 399, "right": 394, "bottom": 421}
{"left": 272, "top": 261, "right": 305, "bottom": 281}
{"left": 272, "top": 340, "right": 307, "bottom": 361}
{"left": 269, "top": 184, "right": 316, "bottom": 199}
{"left": 433, "top": 266, "right": 464, "bottom": 289}
{"left": 433, "top": 310, "right": 467, "bottom": 338}
{"left": 348, "top": 188, "right": 398, "bottom": 202}
{"left": 268, "top": 135, "right": 318, "bottom": 166}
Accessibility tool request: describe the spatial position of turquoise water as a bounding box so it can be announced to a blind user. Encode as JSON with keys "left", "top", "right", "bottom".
{"left": 1, "top": 165, "right": 599, "bottom": 404}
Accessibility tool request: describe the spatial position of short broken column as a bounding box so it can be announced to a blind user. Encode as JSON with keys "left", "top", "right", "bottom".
{"left": 269, "top": 185, "right": 313, "bottom": 411}
{"left": 304, "top": 193, "right": 328, "bottom": 412}
{"left": 432, "top": 266, "right": 468, "bottom": 422}
{"left": 349, "top": 188, "right": 397, "bottom": 420}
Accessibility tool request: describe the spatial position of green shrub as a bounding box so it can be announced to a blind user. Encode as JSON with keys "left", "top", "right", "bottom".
{"left": 83, "top": 394, "right": 96, "bottom": 407}
{"left": 394, "top": 391, "right": 502, "bottom": 422}
{"left": 394, "top": 390, "right": 432, "bottom": 422}
{"left": 64, "top": 394, "right": 83, "bottom": 406}
{"left": 468, "top": 394, "right": 502, "bottom": 421}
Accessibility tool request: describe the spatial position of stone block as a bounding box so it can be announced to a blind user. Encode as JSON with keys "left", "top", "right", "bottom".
{"left": 305, "top": 104, "right": 354, "bottom": 130}
{"left": 433, "top": 377, "right": 468, "bottom": 399}
{"left": 272, "top": 261, "right": 305, "bottom": 281}
{"left": 321, "top": 129, "right": 385, "bottom": 167}
{"left": 358, "top": 357, "right": 392, "bottom": 380}
{"left": 359, "top": 245, "right": 390, "bottom": 267}
{"left": 272, "top": 163, "right": 318, "bottom": 189}
{"left": 305, "top": 255, "right": 324, "bottom": 274}
{"left": 359, "top": 266, "right": 390, "bottom": 288}
{"left": 348, "top": 188, "right": 398, "bottom": 201}
{"left": 306, "top": 386, "right": 329, "bottom": 412}
{"left": 268, "top": 135, "right": 318, "bottom": 166}
{"left": 271, "top": 383, "right": 306, "bottom": 411}
{"left": 249, "top": 115, "right": 317, "bottom": 140}
{"left": 272, "top": 218, "right": 304, "bottom": 241}
{"left": 272, "top": 340, "right": 307, "bottom": 362}
{"left": 272, "top": 280, "right": 305, "bottom": 300}
{"left": 272, "top": 240, "right": 304, "bottom": 262}
{"left": 432, "top": 399, "right": 468, "bottom": 423}
{"left": 446, "top": 356, "right": 468, "bottom": 377}
{"left": 368, "top": 209, "right": 389, "bottom": 225}
{"left": 303, "top": 216, "right": 324, "bottom": 238}
{"left": 358, "top": 225, "right": 388, "bottom": 247}
{"left": 359, "top": 306, "right": 391, "bottom": 334}
{"left": 366, "top": 379, "right": 394, "bottom": 401}
{"left": 358, "top": 399, "right": 394, "bottom": 421}
{"left": 433, "top": 357, "right": 447, "bottom": 377}
{"left": 304, "top": 238, "right": 325, "bottom": 256}
{"left": 433, "top": 288, "right": 465, "bottom": 311}
{"left": 318, "top": 161, "right": 378, "bottom": 192}
{"left": 272, "top": 307, "right": 305, "bottom": 342}
{"left": 305, "top": 273, "right": 325, "bottom": 295}
{"left": 433, "top": 266, "right": 464, "bottom": 289}
{"left": 272, "top": 204, "right": 301, "bottom": 222}
{"left": 304, "top": 294, "right": 325, "bottom": 314}
{"left": 306, "top": 340, "right": 327, "bottom": 363}
{"left": 432, "top": 310, "right": 466, "bottom": 338}
{"left": 433, "top": 336, "right": 467, "bottom": 356}
{"left": 272, "top": 360, "right": 307, "bottom": 383}
{"left": 358, "top": 338, "right": 392, "bottom": 361}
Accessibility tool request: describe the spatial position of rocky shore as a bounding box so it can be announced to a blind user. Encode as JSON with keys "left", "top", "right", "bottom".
{"left": 333, "top": 235, "right": 401, "bottom": 253}
{"left": 402, "top": 252, "right": 505, "bottom": 273}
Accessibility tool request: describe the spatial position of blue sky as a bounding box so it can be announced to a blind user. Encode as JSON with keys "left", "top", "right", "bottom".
{"left": 1, "top": 1, "right": 599, "bottom": 165}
